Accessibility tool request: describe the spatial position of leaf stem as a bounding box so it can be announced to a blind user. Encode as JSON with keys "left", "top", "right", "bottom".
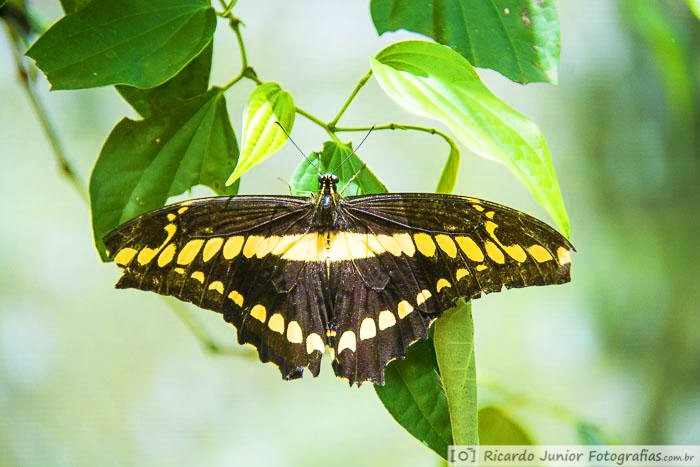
{"left": 328, "top": 69, "right": 373, "bottom": 129}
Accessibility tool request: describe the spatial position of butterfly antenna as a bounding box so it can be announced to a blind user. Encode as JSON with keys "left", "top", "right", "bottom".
{"left": 333, "top": 126, "right": 375, "bottom": 195}
{"left": 330, "top": 126, "right": 374, "bottom": 175}
{"left": 275, "top": 121, "right": 320, "bottom": 175}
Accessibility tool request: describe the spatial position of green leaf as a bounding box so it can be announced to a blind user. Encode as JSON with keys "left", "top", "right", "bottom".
{"left": 90, "top": 88, "right": 238, "bottom": 260}
{"left": 370, "top": 0, "right": 560, "bottom": 84}
{"left": 290, "top": 140, "right": 387, "bottom": 196}
{"left": 433, "top": 300, "right": 478, "bottom": 445}
{"left": 226, "top": 82, "right": 296, "bottom": 185}
{"left": 26, "top": 0, "right": 215, "bottom": 90}
{"left": 478, "top": 407, "right": 534, "bottom": 444}
{"left": 436, "top": 135, "right": 460, "bottom": 194}
{"left": 116, "top": 44, "right": 213, "bottom": 119}
{"left": 370, "top": 40, "right": 570, "bottom": 238}
{"left": 375, "top": 338, "right": 453, "bottom": 459}
{"left": 687, "top": 0, "right": 700, "bottom": 20}
{"left": 59, "top": 0, "right": 91, "bottom": 13}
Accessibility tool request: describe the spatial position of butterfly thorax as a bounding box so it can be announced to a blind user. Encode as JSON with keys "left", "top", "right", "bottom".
{"left": 314, "top": 173, "right": 341, "bottom": 230}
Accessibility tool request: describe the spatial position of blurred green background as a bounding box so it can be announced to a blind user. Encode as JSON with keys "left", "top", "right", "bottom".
{"left": 1, "top": 1, "right": 699, "bottom": 466}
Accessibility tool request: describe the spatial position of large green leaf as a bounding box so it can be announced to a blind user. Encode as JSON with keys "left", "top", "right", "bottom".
{"left": 90, "top": 89, "right": 238, "bottom": 260}
{"left": 375, "top": 339, "right": 453, "bottom": 459}
{"left": 478, "top": 407, "right": 534, "bottom": 444}
{"left": 433, "top": 300, "right": 478, "bottom": 445}
{"left": 26, "top": 0, "right": 215, "bottom": 90}
{"left": 290, "top": 140, "right": 387, "bottom": 196}
{"left": 227, "top": 82, "right": 296, "bottom": 185}
{"left": 370, "top": 0, "right": 560, "bottom": 84}
{"left": 371, "top": 40, "right": 570, "bottom": 238}
{"left": 116, "top": 44, "right": 213, "bottom": 119}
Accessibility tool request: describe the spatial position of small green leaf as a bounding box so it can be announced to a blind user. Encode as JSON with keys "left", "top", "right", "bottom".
{"left": 433, "top": 300, "right": 478, "bottom": 445}
{"left": 59, "top": 0, "right": 91, "bottom": 13}
{"left": 478, "top": 407, "right": 534, "bottom": 444}
{"left": 90, "top": 88, "right": 238, "bottom": 260}
{"left": 26, "top": 0, "right": 215, "bottom": 90}
{"left": 370, "top": 0, "right": 560, "bottom": 84}
{"left": 375, "top": 338, "right": 453, "bottom": 459}
{"left": 226, "top": 82, "right": 296, "bottom": 185}
{"left": 290, "top": 140, "right": 387, "bottom": 196}
{"left": 371, "top": 40, "right": 570, "bottom": 238}
{"left": 436, "top": 136, "right": 460, "bottom": 194}
{"left": 116, "top": 44, "right": 213, "bottom": 119}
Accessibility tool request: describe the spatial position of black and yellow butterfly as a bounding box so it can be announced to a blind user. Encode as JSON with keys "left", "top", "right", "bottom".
{"left": 105, "top": 174, "right": 573, "bottom": 385}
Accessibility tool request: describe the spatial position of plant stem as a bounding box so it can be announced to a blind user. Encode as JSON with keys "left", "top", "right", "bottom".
{"left": 4, "top": 26, "right": 87, "bottom": 201}
{"left": 335, "top": 123, "right": 454, "bottom": 148}
{"left": 328, "top": 69, "right": 373, "bottom": 128}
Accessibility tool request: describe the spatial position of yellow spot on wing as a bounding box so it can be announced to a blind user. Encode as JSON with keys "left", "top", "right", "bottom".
{"left": 393, "top": 233, "right": 416, "bottom": 256}
{"left": 472, "top": 204, "right": 485, "bottom": 212}
{"left": 476, "top": 264, "right": 488, "bottom": 271}
{"left": 174, "top": 267, "right": 185, "bottom": 275}
{"left": 484, "top": 241, "right": 505, "bottom": 264}
{"left": 250, "top": 304, "right": 266, "bottom": 322}
{"left": 190, "top": 271, "right": 205, "bottom": 283}
{"left": 255, "top": 236, "right": 279, "bottom": 258}
{"left": 485, "top": 211, "right": 495, "bottom": 219}
{"left": 436, "top": 278, "right": 452, "bottom": 292}
{"left": 114, "top": 248, "right": 137, "bottom": 267}
{"left": 158, "top": 243, "right": 176, "bottom": 267}
{"left": 280, "top": 233, "right": 319, "bottom": 261}
{"left": 286, "top": 320, "right": 303, "bottom": 343}
{"left": 177, "top": 239, "right": 204, "bottom": 265}
{"left": 456, "top": 268, "right": 469, "bottom": 281}
{"left": 414, "top": 233, "right": 436, "bottom": 257}
{"left": 270, "top": 235, "right": 304, "bottom": 256}
{"left": 166, "top": 213, "right": 176, "bottom": 221}
{"left": 228, "top": 290, "right": 244, "bottom": 307}
{"left": 377, "top": 234, "right": 402, "bottom": 256}
{"left": 202, "top": 237, "right": 224, "bottom": 262}
{"left": 397, "top": 300, "right": 414, "bottom": 319}
{"left": 337, "top": 331, "right": 357, "bottom": 353}
{"left": 243, "top": 236, "right": 264, "bottom": 258}
{"left": 557, "top": 246, "right": 571, "bottom": 265}
{"left": 435, "top": 234, "right": 458, "bottom": 258}
{"left": 359, "top": 318, "right": 377, "bottom": 340}
{"left": 177, "top": 207, "right": 188, "bottom": 214}
{"left": 208, "top": 281, "right": 224, "bottom": 294}
{"left": 223, "top": 236, "right": 245, "bottom": 259}
{"left": 416, "top": 289, "right": 432, "bottom": 305}
{"left": 306, "top": 333, "right": 324, "bottom": 354}
{"left": 268, "top": 313, "right": 284, "bottom": 334}
{"left": 485, "top": 221, "right": 527, "bottom": 262}
{"left": 455, "top": 236, "right": 485, "bottom": 262}
{"left": 378, "top": 310, "right": 396, "bottom": 330}
{"left": 527, "top": 244, "right": 553, "bottom": 262}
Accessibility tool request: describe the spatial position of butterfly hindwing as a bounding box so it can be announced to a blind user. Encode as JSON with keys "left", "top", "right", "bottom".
{"left": 104, "top": 195, "right": 328, "bottom": 379}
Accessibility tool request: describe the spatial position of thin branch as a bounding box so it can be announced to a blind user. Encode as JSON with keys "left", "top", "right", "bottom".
{"left": 328, "top": 69, "right": 373, "bottom": 128}
{"left": 335, "top": 122, "right": 454, "bottom": 147}
{"left": 4, "top": 26, "right": 87, "bottom": 201}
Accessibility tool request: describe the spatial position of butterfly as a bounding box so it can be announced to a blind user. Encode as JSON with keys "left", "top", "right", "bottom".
{"left": 104, "top": 173, "right": 574, "bottom": 386}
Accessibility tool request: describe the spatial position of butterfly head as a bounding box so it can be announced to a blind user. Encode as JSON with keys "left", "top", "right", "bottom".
{"left": 318, "top": 173, "right": 339, "bottom": 195}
